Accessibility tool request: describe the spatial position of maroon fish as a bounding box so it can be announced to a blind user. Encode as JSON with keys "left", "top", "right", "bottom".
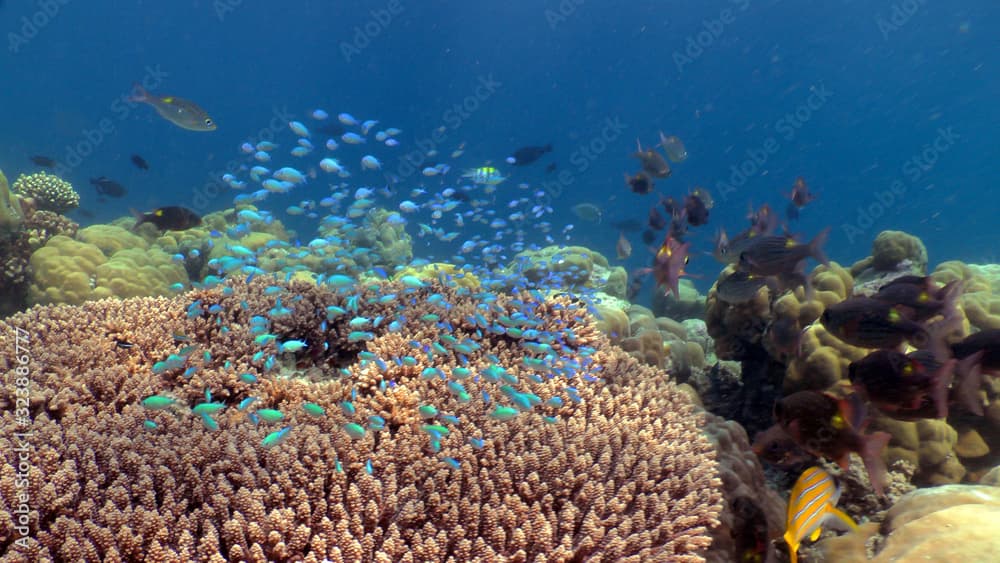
{"left": 873, "top": 276, "right": 961, "bottom": 322}
{"left": 650, "top": 235, "right": 690, "bottom": 298}
{"left": 773, "top": 391, "right": 890, "bottom": 496}
{"left": 820, "top": 297, "right": 960, "bottom": 352}
{"left": 849, "top": 350, "right": 957, "bottom": 419}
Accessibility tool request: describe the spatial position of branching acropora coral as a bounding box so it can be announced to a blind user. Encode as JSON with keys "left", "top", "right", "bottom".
{"left": 0, "top": 277, "right": 723, "bottom": 562}
{"left": 11, "top": 171, "right": 80, "bottom": 215}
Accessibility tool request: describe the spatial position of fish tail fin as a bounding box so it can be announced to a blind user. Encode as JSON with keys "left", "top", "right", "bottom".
{"left": 925, "top": 308, "right": 964, "bottom": 361}
{"left": 129, "top": 207, "right": 146, "bottom": 231}
{"left": 929, "top": 358, "right": 957, "bottom": 419}
{"left": 860, "top": 431, "right": 891, "bottom": 497}
{"left": 808, "top": 227, "right": 830, "bottom": 265}
{"left": 938, "top": 279, "right": 964, "bottom": 316}
{"left": 954, "top": 351, "right": 985, "bottom": 415}
{"left": 129, "top": 82, "right": 149, "bottom": 102}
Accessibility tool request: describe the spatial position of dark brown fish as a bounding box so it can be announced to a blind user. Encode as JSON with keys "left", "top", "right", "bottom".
{"left": 130, "top": 154, "right": 150, "bottom": 170}
{"left": 132, "top": 206, "right": 202, "bottom": 231}
{"left": 509, "top": 144, "right": 552, "bottom": 166}
{"left": 751, "top": 424, "right": 814, "bottom": 471}
{"left": 820, "top": 297, "right": 929, "bottom": 349}
{"left": 90, "top": 176, "right": 127, "bottom": 198}
{"left": 625, "top": 171, "right": 654, "bottom": 195}
{"left": 952, "top": 329, "right": 1000, "bottom": 372}
{"left": 873, "top": 276, "right": 961, "bottom": 321}
{"left": 773, "top": 391, "right": 890, "bottom": 496}
{"left": 684, "top": 188, "right": 712, "bottom": 226}
{"left": 633, "top": 139, "right": 671, "bottom": 178}
{"left": 737, "top": 228, "right": 829, "bottom": 276}
{"left": 785, "top": 177, "right": 816, "bottom": 220}
{"left": 30, "top": 155, "right": 57, "bottom": 168}
{"left": 716, "top": 270, "right": 768, "bottom": 304}
{"left": 647, "top": 206, "right": 667, "bottom": 231}
{"left": 849, "top": 350, "right": 956, "bottom": 419}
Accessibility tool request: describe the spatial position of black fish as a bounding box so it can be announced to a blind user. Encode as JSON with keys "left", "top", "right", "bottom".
{"left": 132, "top": 206, "right": 202, "bottom": 231}
{"left": 737, "top": 229, "right": 829, "bottom": 276}
{"left": 509, "top": 144, "right": 552, "bottom": 166}
{"left": 625, "top": 171, "right": 654, "bottom": 195}
{"left": 820, "top": 297, "right": 929, "bottom": 349}
{"left": 130, "top": 154, "right": 150, "bottom": 170}
{"left": 849, "top": 349, "right": 957, "bottom": 419}
{"left": 873, "top": 276, "right": 960, "bottom": 321}
{"left": 545, "top": 162, "right": 557, "bottom": 174}
{"left": 90, "top": 176, "right": 127, "bottom": 198}
{"left": 684, "top": 191, "right": 711, "bottom": 227}
{"left": 952, "top": 329, "right": 1000, "bottom": 372}
{"left": 30, "top": 155, "right": 57, "bottom": 168}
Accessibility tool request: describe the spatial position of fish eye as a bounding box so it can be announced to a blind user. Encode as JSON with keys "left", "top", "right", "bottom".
{"left": 205, "top": 118, "right": 214, "bottom": 125}
{"left": 684, "top": 257, "right": 690, "bottom": 264}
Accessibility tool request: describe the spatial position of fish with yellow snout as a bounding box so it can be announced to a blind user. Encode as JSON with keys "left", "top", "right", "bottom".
{"left": 784, "top": 466, "right": 857, "bottom": 563}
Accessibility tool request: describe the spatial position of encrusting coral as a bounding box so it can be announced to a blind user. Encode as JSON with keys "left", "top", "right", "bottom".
{"left": 0, "top": 277, "right": 724, "bottom": 562}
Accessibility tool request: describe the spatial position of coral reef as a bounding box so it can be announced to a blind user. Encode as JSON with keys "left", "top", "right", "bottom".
{"left": 0, "top": 169, "right": 26, "bottom": 236}
{"left": 821, "top": 484, "right": 1000, "bottom": 561}
{"left": 700, "top": 411, "right": 786, "bottom": 563}
{"left": 0, "top": 278, "right": 724, "bottom": 561}
{"left": 27, "top": 234, "right": 185, "bottom": 305}
{"left": 11, "top": 171, "right": 79, "bottom": 215}
{"left": 499, "top": 245, "right": 628, "bottom": 298}
{"left": 652, "top": 279, "right": 707, "bottom": 321}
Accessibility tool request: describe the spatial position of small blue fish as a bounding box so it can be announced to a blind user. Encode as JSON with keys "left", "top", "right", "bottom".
{"left": 262, "top": 426, "right": 292, "bottom": 449}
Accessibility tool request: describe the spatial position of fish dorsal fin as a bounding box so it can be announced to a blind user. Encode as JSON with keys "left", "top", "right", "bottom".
{"left": 824, "top": 506, "right": 858, "bottom": 532}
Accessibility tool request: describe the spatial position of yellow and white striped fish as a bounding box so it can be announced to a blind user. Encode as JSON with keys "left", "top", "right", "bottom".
{"left": 784, "top": 466, "right": 857, "bottom": 563}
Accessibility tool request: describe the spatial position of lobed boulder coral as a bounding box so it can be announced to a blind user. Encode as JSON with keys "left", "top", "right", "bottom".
{"left": 28, "top": 234, "right": 186, "bottom": 306}
{"left": 821, "top": 485, "right": 1000, "bottom": 561}
{"left": 0, "top": 278, "right": 725, "bottom": 562}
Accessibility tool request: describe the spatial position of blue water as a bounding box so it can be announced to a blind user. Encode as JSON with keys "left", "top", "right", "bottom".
{"left": 2, "top": 0, "right": 997, "bottom": 295}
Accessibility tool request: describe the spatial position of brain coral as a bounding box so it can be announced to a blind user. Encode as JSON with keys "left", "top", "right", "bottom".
{"left": 0, "top": 278, "right": 723, "bottom": 562}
